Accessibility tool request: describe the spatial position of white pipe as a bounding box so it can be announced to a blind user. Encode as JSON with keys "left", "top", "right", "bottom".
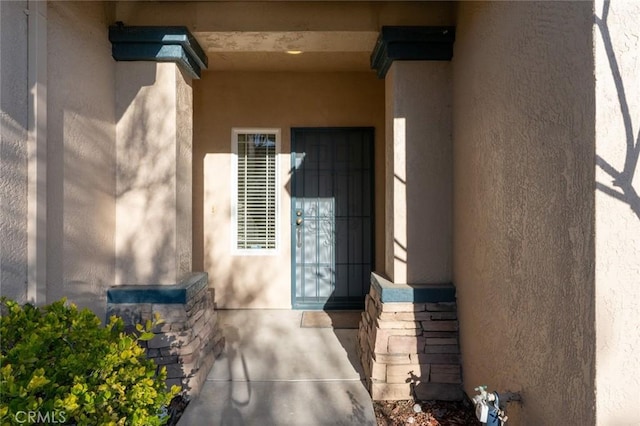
{"left": 27, "top": 0, "right": 47, "bottom": 305}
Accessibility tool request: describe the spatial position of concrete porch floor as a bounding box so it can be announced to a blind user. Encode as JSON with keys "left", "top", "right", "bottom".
{"left": 178, "top": 310, "right": 376, "bottom": 426}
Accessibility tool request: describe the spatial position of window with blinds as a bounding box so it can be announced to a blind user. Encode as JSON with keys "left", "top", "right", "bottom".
{"left": 232, "top": 129, "right": 279, "bottom": 253}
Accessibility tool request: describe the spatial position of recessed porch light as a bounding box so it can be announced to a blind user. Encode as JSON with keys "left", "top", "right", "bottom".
{"left": 286, "top": 50, "right": 303, "bottom": 55}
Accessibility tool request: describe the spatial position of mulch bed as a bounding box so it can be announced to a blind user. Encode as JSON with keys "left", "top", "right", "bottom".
{"left": 167, "top": 395, "right": 480, "bottom": 425}
{"left": 374, "top": 399, "right": 480, "bottom": 426}
{"left": 166, "top": 395, "right": 189, "bottom": 426}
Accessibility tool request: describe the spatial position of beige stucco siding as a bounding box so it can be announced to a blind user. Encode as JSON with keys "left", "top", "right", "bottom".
{"left": 594, "top": 0, "right": 640, "bottom": 423}
{"left": 384, "top": 61, "right": 452, "bottom": 284}
{"left": 47, "top": 1, "right": 116, "bottom": 318}
{"left": 0, "top": 0, "right": 29, "bottom": 303}
{"left": 453, "top": 2, "right": 595, "bottom": 424}
{"left": 194, "top": 71, "right": 384, "bottom": 308}
{"left": 115, "top": 62, "right": 193, "bottom": 286}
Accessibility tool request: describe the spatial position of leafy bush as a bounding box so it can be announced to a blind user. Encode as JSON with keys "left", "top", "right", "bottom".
{"left": 0, "top": 298, "right": 180, "bottom": 425}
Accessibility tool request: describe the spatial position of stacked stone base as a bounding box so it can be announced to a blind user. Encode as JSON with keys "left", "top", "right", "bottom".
{"left": 357, "top": 273, "right": 463, "bottom": 401}
{"left": 106, "top": 273, "right": 224, "bottom": 398}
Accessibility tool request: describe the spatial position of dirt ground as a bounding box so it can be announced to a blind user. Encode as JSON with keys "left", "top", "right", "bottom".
{"left": 374, "top": 399, "right": 481, "bottom": 426}
{"left": 169, "top": 396, "right": 481, "bottom": 425}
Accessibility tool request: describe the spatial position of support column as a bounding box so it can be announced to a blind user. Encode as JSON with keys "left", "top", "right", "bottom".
{"left": 110, "top": 25, "right": 207, "bottom": 286}
{"left": 359, "top": 26, "right": 459, "bottom": 401}
{"left": 108, "top": 26, "right": 222, "bottom": 397}
{"left": 371, "top": 26, "right": 455, "bottom": 285}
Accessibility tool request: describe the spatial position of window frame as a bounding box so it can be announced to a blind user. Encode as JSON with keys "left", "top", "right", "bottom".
{"left": 231, "top": 127, "right": 281, "bottom": 255}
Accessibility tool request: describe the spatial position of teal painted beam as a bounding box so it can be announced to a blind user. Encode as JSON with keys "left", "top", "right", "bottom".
{"left": 371, "top": 273, "right": 456, "bottom": 303}
{"left": 109, "top": 25, "right": 208, "bottom": 79}
{"left": 370, "top": 26, "right": 455, "bottom": 79}
{"left": 107, "top": 273, "right": 208, "bottom": 304}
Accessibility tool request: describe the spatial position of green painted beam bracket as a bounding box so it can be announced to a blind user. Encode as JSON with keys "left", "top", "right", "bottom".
{"left": 109, "top": 24, "right": 208, "bottom": 79}
{"left": 370, "top": 26, "right": 456, "bottom": 79}
{"left": 370, "top": 272, "right": 456, "bottom": 303}
{"left": 107, "top": 272, "right": 208, "bottom": 305}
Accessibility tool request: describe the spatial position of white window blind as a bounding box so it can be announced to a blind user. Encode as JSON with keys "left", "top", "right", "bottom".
{"left": 233, "top": 129, "right": 279, "bottom": 252}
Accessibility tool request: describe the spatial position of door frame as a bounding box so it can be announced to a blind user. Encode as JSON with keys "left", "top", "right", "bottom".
{"left": 290, "top": 127, "right": 375, "bottom": 310}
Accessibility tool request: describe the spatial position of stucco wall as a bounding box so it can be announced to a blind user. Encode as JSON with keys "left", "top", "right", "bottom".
{"left": 453, "top": 2, "right": 595, "bottom": 424}
{"left": 194, "top": 71, "right": 384, "bottom": 308}
{"left": 594, "top": 0, "right": 640, "bottom": 423}
{"left": 385, "top": 61, "right": 452, "bottom": 284}
{"left": 47, "top": 1, "right": 116, "bottom": 318}
{"left": 116, "top": 62, "right": 193, "bottom": 286}
{"left": 0, "top": 0, "right": 29, "bottom": 303}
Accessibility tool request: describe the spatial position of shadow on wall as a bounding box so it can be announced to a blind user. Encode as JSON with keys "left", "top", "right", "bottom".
{"left": 199, "top": 140, "right": 294, "bottom": 308}
{"left": 0, "top": 113, "right": 28, "bottom": 303}
{"left": 0, "top": 1, "right": 122, "bottom": 309}
{"left": 0, "top": 0, "right": 29, "bottom": 304}
{"left": 595, "top": 1, "right": 640, "bottom": 220}
{"left": 288, "top": 128, "right": 375, "bottom": 309}
{"left": 115, "top": 64, "right": 181, "bottom": 286}
{"left": 49, "top": 110, "right": 116, "bottom": 319}
{"left": 45, "top": 0, "right": 125, "bottom": 319}
{"left": 201, "top": 243, "right": 277, "bottom": 308}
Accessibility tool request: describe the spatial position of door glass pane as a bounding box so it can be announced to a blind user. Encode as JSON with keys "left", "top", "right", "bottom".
{"left": 318, "top": 267, "right": 334, "bottom": 298}
{"left": 304, "top": 266, "right": 317, "bottom": 299}
{"left": 303, "top": 221, "right": 317, "bottom": 263}
{"left": 296, "top": 266, "right": 303, "bottom": 298}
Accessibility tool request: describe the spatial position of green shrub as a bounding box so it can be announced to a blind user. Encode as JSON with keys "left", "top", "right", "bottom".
{"left": 0, "top": 298, "right": 180, "bottom": 426}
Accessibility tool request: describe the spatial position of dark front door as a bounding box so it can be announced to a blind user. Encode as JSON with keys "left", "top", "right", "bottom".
{"left": 291, "top": 128, "right": 374, "bottom": 309}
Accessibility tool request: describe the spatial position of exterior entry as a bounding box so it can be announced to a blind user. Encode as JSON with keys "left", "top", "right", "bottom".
{"left": 291, "top": 128, "right": 374, "bottom": 309}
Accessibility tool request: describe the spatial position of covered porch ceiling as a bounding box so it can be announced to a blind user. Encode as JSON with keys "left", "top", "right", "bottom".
{"left": 113, "top": 1, "right": 454, "bottom": 72}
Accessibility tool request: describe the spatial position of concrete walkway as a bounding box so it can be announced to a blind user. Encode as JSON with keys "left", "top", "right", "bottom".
{"left": 178, "top": 310, "right": 377, "bottom": 426}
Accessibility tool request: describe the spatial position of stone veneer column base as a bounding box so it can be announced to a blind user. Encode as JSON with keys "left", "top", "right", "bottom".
{"left": 357, "top": 273, "right": 463, "bottom": 401}
{"left": 106, "top": 273, "right": 224, "bottom": 398}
